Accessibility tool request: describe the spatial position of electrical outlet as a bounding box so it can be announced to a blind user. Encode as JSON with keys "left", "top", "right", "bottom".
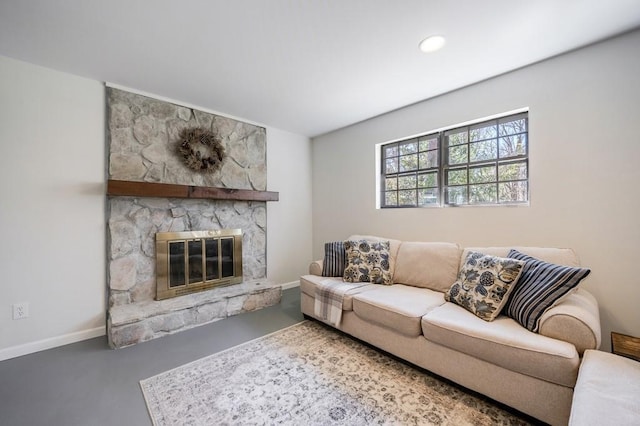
{"left": 12, "top": 302, "right": 29, "bottom": 320}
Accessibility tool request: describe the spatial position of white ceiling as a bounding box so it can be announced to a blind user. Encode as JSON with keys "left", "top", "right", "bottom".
{"left": 1, "top": 1, "right": 639, "bottom": 137}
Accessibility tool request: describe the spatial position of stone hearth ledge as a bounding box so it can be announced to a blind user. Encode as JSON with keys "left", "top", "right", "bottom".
{"left": 108, "top": 280, "right": 282, "bottom": 348}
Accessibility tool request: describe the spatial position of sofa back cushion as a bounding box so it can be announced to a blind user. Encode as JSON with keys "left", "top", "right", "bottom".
{"left": 462, "top": 246, "right": 580, "bottom": 268}
{"left": 393, "top": 242, "right": 462, "bottom": 292}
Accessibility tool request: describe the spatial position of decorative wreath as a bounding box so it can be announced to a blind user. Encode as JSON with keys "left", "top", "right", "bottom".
{"left": 176, "top": 127, "right": 226, "bottom": 173}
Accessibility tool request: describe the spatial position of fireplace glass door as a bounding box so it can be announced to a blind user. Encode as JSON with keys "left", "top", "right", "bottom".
{"left": 156, "top": 229, "right": 243, "bottom": 300}
{"left": 167, "top": 237, "right": 236, "bottom": 288}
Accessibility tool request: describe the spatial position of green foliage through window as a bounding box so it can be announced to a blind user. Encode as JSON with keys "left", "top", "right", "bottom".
{"left": 381, "top": 112, "right": 528, "bottom": 207}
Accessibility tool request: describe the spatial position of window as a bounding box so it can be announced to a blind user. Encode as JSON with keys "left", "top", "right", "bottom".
{"left": 381, "top": 111, "right": 528, "bottom": 207}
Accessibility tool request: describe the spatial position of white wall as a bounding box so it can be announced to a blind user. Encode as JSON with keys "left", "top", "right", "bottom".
{"left": 0, "top": 57, "right": 313, "bottom": 360}
{"left": 311, "top": 30, "right": 640, "bottom": 351}
{"left": 0, "top": 55, "right": 106, "bottom": 359}
{"left": 267, "top": 128, "right": 313, "bottom": 286}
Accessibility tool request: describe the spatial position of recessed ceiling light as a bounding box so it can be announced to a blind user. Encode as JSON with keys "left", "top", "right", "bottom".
{"left": 419, "top": 35, "right": 446, "bottom": 53}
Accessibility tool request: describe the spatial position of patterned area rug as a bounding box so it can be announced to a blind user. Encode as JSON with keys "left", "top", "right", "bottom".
{"left": 140, "top": 321, "right": 532, "bottom": 425}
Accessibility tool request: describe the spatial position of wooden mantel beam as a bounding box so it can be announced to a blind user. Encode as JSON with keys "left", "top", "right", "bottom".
{"left": 107, "top": 180, "right": 279, "bottom": 202}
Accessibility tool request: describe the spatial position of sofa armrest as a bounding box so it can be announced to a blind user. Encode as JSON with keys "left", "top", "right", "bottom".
{"left": 538, "top": 288, "right": 601, "bottom": 355}
{"left": 309, "top": 260, "right": 323, "bottom": 276}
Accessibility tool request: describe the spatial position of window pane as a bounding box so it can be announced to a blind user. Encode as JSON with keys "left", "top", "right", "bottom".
{"left": 419, "top": 136, "right": 438, "bottom": 151}
{"left": 470, "top": 184, "right": 497, "bottom": 204}
{"left": 470, "top": 124, "right": 497, "bottom": 141}
{"left": 499, "top": 135, "right": 527, "bottom": 158}
{"left": 499, "top": 118, "right": 527, "bottom": 136}
{"left": 385, "top": 177, "right": 397, "bottom": 190}
{"left": 448, "top": 169, "right": 467, "bottom": 185}
{"left": 398, "top": 190, "right": 416, "bottom": 206}
{"left": 399, "top": 154, "right": 418, "bottom": 172}
{"left": 418, "top": 172, "right": 437, "bottom": 188}
{"left": 469, "top": 140, "right": 497, "bottom": 162}
{"left": 447, "top": 131, "right": 467, "bottom": 146}
{"left": 499, "top": 181, "right": 528, "bottom": 203}
{"left": 399, "top": 141, "right": 418, "bottom": 155}
{"left": 385, "top": 144, "right": 398, "bottom": 158}
{"left": 448, "top": 145, "right": 468, "bottom": 165}
{"left": 469, "top": 165, "right": 496, "bottom": 184}
{"left": 398, "top": 175, "right": 416, "bottom": 190}
{"left": 384, "top": 191, "right": 398, "bottom": 206}
{"left": 419, "top": 151, "right": 438, "bottom": 169}
{"left": 498, "top": 162, "right": 527, "bottom": 181}
{"left": 447, "top": 186, "right": 468, "bottom": 204}
{"left": 418, "top": 189, "right": 438, "bottom": 205}
{"left": 385, "top": 157, "right": 398, "bottom": 174}
{"left": 380, "top": 111, "right": 527, "bottom": 209}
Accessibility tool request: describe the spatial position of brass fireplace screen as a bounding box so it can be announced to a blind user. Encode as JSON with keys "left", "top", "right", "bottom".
{"left": 155, "top": 229, "right": 243, "bottom": 300}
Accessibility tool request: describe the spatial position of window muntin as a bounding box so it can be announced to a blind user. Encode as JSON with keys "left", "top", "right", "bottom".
{"left": 381, "top": 112, "right": 528, "bottom": 208}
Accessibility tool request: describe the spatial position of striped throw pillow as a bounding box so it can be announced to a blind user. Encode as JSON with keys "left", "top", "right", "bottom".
{"left": 504, "top": 249, "right": 591, "bottom": 332}
{"left": 321, "top": 241, "right": 347, "bottom": 277}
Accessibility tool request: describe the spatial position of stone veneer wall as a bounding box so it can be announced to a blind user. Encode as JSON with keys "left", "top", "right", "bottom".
{"left": 106, "top": 88, "right": 280, "bottom": 348}
{"left": 108, "top": 88, "right": 266, "bottom": 189}
{"left": 108, "top": 198, "right": 267, "bottom": 306}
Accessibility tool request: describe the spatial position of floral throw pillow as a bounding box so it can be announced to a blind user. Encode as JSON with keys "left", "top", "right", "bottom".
{"left": 445, "top": 251, "right": 525, "bottom": 321}
{"left": 343, "top": 240, "right": 392, "bottom": 285}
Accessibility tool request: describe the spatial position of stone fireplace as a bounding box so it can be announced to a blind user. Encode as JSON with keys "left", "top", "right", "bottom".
{"left": 106, "top": 87, "right": 281, "bottom": 348}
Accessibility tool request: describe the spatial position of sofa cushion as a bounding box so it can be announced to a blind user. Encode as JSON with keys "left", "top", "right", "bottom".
{"left": 422, "top": 303, "right": 580, "bottom": 387}
{"left": 463, "top": 246, "right": 580, "bottom": 267}
{"left": 504, "top": 249, "right": 591, "bottom": 332}
{"left": 352, "top": 284, "right": 445, "bottom": 337}
{"left": 299, "top": 275, "right": 377, "bottom": 311}
{"left": 392, "top": 241, "right": 461, "bottom": 292}
{"left": 445, "top": 251, "right": 525, "bottom": 321}
{"left": 321, "top": 241, "right": 347, "bottom": 277}
{"left": 343, "top": 239, "right": 392, "bottom": 285}
{"left": 569, "top": 349, "right": 640, "bottom": 426}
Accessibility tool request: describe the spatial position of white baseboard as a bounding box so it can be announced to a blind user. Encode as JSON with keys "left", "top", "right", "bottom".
{"left": 0, "top": 326, "right": 106, "bottom": 362}
{"left": 0, "top": 282, "right": 300, "bottom": 362}
{"left": 280, "top": 280, "right": 300, "bottom": 290}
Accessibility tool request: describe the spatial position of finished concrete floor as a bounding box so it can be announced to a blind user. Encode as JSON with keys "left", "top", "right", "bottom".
{"left": 0, "top": 287, "right": 304, "bottom": 426}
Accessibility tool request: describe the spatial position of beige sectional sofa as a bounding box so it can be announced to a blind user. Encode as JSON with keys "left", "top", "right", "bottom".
{"left": 300, "top": 236, "right": 601, "bottom": 425}
{"left": 569, "top": 349, "right": 640, "bottom": 425}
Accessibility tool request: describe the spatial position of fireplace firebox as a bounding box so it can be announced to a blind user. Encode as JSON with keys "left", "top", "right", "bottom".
{"left": 155, "top": 229, "right": 243, "bottom": 300}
